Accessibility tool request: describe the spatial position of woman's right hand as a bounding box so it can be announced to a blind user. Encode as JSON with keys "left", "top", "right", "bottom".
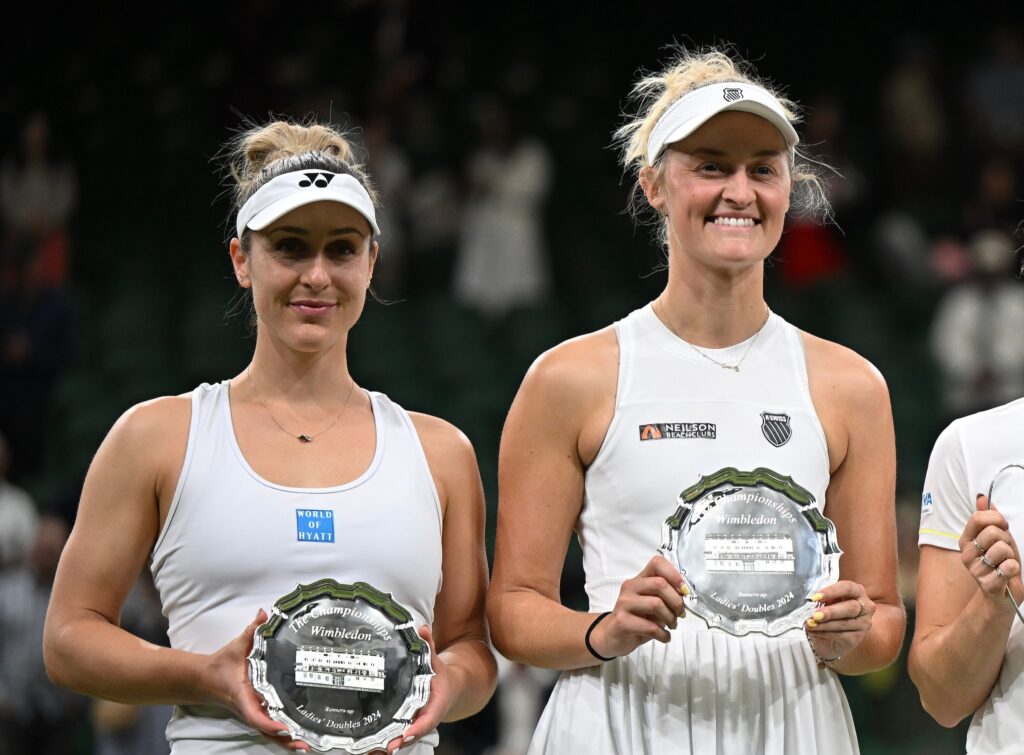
{"left": 206, "top": 610, "right": 309, "bottom": 751}
{"left": 959, "top": 494, "right": 1022, "bottom": 605}
{"left": 588, "top": 555, "right": 687, "bottom": 660}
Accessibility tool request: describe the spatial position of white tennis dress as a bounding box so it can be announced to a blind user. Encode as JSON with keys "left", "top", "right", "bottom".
{"left": 919, "top": 398, "right": 1024, "bottom": 755}
{"left": 150, "top": 382, "right": 443, "bottom": 754}
{"left": 529, "top": 305, "right": 858, "bottom": 755}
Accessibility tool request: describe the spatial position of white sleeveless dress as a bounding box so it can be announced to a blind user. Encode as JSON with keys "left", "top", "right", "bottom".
{"left": 529, "top": 305, "right": 858, "bottom": 755}
{"left": 150, "top": 382, "right": 443, "bottom": 753}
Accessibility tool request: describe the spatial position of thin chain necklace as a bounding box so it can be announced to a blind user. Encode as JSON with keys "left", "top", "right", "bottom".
{"left": 655, "top": 297, "right": 771, "bottom": 373}
{"left": 247, "top": 367, "right": 357, "bottom": 443}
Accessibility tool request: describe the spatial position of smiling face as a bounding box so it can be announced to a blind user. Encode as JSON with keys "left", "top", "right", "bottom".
{"left": 230, "top": 199, "right": 377, "bottom": 354}
{"left": 642, "top": 110, "right": 792, "bottom": 274}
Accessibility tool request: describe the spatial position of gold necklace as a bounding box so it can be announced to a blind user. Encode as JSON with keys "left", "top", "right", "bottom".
{"left": 655, "top": 298, "right": 771, "bottom": 373}
{"left": 247, "top": 367, "right": 357, "bottom": 443}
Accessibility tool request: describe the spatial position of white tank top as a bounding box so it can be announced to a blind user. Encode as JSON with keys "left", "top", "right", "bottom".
{"left": 529, "top": 305, "right": 858, "bottom": 755}
{"left": 150, "top": 382, "right": 442, "bottom": 752}
{"left": 580, "top": 304, "right": 830, "bottom": 610}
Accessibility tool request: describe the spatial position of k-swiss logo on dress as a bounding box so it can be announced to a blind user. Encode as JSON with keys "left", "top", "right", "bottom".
{"left": 722, "top": 87, "right": 744, "bottom": 102}
{"left": 639, "top": 422, "right": 717, "bottom": 441}
{"left": 760, "top": 412, "right": 792, "bottom": 447}
{"left": 296, "top": 509, "right": 335, "bottom": 542}
{"left": 298, "top": 172, "right": 336, "bottom": 188}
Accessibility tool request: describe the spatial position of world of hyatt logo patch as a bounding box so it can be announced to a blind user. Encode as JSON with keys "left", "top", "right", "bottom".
{"left": 296, "top": 509, "right": 335, "bottom": 542}
{"left": 639, "top": 422, "right": 717, "bottom": 441}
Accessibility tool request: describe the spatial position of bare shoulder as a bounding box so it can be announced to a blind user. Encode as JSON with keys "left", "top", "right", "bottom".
{"left": 801, "top": 331, "right": 890, "bottom": 410}
{"left": 520, "top": 325, "right": 618, "bottom": 406}
{"left": 105, "top": 394, "right": 190, "bottom": 449}
{"left": 407, "top": 411, "right": 482, "bottom": 510}
{"left": 408, "top": 412, "right": 476, "bottom": 465}
{"left": 508, "top": 325, "right": 618, "bottom": 465}
{"left": 97, "top": 395, "right": 192, "bottom": 491}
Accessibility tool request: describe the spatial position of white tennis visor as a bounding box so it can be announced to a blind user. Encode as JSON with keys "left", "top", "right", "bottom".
{"left": 646, "top": 82, "right": 799, "bottom": 165}
{"left": 236, "top": 170, "right": 380, "bottom": 238}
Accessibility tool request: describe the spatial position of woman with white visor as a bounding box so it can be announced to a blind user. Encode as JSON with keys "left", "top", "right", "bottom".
{"left": 43, "top": 120, "right": 497, "bottom": 753}
{"left": 487, "top": 48, "right": 905, "bottom": 754}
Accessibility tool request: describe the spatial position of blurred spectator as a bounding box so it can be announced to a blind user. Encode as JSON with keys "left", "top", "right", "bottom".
{"left": 879, "top": 36, "right": 948, "bottom": 205}
{"left": 0, "top": 432, "right": 38, "bottom": 570}
{"left": 405, "top": 95, "right": 463, "bottom": 295}
{"left": 965, "top": 28, "right": 1024, "bottom": 154}
{"left": 873, "top": 211, "right": 940, "bottom": 299}
{"left": 804, "top": 95, "right": 868, "bottom": 215}
{"left": 962, "top": 155, "right": 1021, "bottom": 235}
{"left": 0, "top": 112, "right": 76, "bottom": 290}
{"left": 0, "top": 250, "right": 75, "bottom": 482}
{"left": 930, "top": 229, "right": 1024, "bottom": 421}
{"left": 773, "top": 96, "right": 853, "bottom": 292}
{"left": 486, "top": 658, "right": 557, "bottom": 755}
{"left": 0, "top": 515, "right": 87, "bottom": 755}
{"left": 365, "top": 112, "right": 413, "bottom": 298}
{"left": 454, "top": 96, "right": 552, "bottom": 319}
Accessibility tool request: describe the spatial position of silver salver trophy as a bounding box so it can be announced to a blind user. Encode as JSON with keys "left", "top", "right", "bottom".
{"left": 662, "top": 467, "right": 842, "bottom": 636}
{"left": 248, "top": 579, "right": 433, "bottom": 753}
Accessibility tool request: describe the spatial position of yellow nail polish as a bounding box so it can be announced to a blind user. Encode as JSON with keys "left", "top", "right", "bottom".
{"left": 814, "top": 611, "right": 825, "bottom": 622}
{"left": 812, "top": 592, "right": 823, "bottom": 602}
{"left": 680, "top": 584, "right": 689, "bottom": 596}
{"left": 806, "top": 619, "right": 817, "bottom": 628}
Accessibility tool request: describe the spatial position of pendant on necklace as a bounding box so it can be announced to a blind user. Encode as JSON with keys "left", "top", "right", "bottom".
{"left": 726, "top": 365, "right": 740, "bottom": 372}
{"left": 298, "top": 434, "right": 313, "bottom": 443}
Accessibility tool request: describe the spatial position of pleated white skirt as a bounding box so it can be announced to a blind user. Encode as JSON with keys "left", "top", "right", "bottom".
{"left": 529, "top": 617, "right": 858, "bottom": 755}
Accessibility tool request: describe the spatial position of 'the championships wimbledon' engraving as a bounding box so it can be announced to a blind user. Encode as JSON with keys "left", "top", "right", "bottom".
{"left": 289, "top": 605, "right": 393, "bottom": 642}
{"left": 691, "top": 490, "right": 798, "bottom": 526}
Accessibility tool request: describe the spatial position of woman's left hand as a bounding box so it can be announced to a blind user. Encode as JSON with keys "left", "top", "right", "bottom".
{"left": 384, "top": 626, "right": 450, "bottom": 754}
{"left": 803, "top": 580, "right": 875, "bottom": 667}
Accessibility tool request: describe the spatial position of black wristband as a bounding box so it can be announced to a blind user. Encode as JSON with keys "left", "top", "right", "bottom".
{"left": 585, "top": 611, "right": 616, "bottom": 662}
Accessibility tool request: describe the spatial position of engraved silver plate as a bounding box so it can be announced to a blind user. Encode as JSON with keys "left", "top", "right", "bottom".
{"left": 248, "top": 579, "right": 433, "bottom": 753}
{"left": 661, "top": 467, "right": 842, "bottom": 636}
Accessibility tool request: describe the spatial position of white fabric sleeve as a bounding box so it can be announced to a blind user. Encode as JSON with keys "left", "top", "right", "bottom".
{"left": 919, "top": 420, "right": 972, "bottom": 550}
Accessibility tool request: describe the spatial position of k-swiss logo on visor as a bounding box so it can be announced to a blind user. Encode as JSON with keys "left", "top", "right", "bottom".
{"left": 639, "top": 422, "right": 717, "bottom": 441}
{"left": 722, "top": 87, "right": 744, "bottom": 102}
{"left": 298, "top": 172, "right": 336, "bottom": 188}
{"left": 760, "top": 412, "right": 792, "bottom": 447}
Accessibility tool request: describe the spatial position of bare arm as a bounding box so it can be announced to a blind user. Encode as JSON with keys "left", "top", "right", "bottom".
{"left": 44, "top": 397, "right": 202, "bottom": 702}
{"left": 400, "top": 414, "right": 497, "bottom": 744}
{"left": 909, "top": 501, "right": 1022, "bottom": 726}
{"left": 804, "top": 335, "right": 906, "bottom": 674}
{"left": 487, "top": 332, "right": 685, "bottom": 671}
{"left": 43, "top": 398, "right": 296, "bottom": 745}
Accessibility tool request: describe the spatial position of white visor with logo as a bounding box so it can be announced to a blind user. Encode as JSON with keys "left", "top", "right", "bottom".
{"left": 646, "top": 82, "right": 799, "bottom": 165}
{"left": 236, "top": 171, "right": 380, "bottom": 238}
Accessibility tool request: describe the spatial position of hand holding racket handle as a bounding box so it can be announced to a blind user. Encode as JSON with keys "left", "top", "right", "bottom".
{"left": 983, "top": 465, "right": 1024, "bottom": 622}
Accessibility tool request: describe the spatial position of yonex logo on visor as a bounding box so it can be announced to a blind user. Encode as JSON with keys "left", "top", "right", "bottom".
{"left": 298, "top": 172, "right": 335, "bottom": 188}
{"left": 646, "top": 81, "right": 799, "bottom": 165}
{"left": 235, "top": 170, "right": 380, "bottom": 238}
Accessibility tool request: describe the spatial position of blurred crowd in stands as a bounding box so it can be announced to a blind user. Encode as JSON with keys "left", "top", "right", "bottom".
{"left": 1, "top": 5, "right": 1022, "bottom": 753}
